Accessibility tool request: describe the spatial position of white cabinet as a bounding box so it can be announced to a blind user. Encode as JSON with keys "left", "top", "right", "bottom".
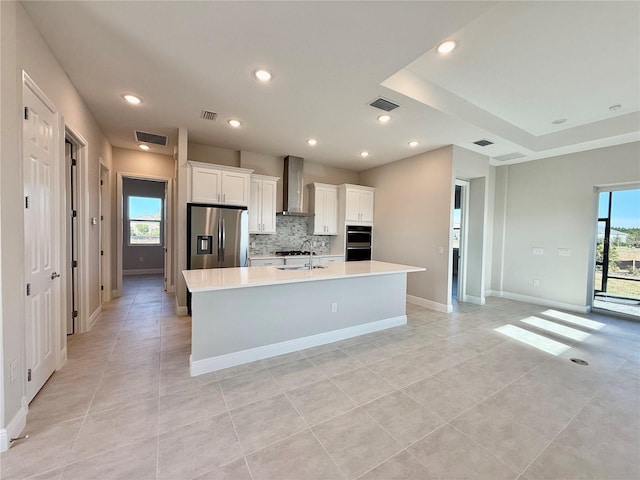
{"left": 249, "top": 175, "right": 278, "bottom": 234}
{"left": 308, "top": 183, "right": 338, "bottom": 235}
{"left": 189, "top": 161, "right": 252, "bottom": 206}
{"left": 340, "top": 184, "right": 375, "bottom": 224}
{"left": 249, "top": 258, "right": 284, "bottom": 267}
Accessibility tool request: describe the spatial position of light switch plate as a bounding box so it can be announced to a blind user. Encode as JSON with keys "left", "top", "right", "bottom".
{"left": 558, "top": 248, "right": 571, "bottom": 256}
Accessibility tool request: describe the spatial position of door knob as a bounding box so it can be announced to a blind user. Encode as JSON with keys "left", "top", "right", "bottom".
{"left": 51, "top": 272, "right": 60, "bottom": 279}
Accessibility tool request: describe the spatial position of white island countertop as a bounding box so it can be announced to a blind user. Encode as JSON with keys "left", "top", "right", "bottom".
{"left": 183, "top": 260, "right": 424, "bottom": 293}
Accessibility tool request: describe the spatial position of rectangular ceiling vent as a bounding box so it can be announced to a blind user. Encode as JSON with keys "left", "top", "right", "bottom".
{"left": 134, "top": 130, "right": 168, "bottom": 146}
{"left": 494, "top": 152, "right": 526, "bottom": 162}
{"left": 200, "top": 110, "right": 218, "bottom": 121}
{"left": 369, "top": 97, "right": 399, "bottom": 112}
{"left": 473, "top": 139, "right": 494, "bottom": 147}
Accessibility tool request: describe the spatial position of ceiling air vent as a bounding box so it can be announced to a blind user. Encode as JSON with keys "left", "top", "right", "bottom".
{"left": 200, "top": 110, "right": 218, "bottom": 121}
{"left": 494, "top": 152, "right": 526, "bottom": 162}
{"left": 473, "top": 139, "right": 494, "bottom": 147}
{"left": 369, "top": 97, "right": 399, "bottom": 112}
{"left": 134, "top": 130, "right": 168, "bottom": 146}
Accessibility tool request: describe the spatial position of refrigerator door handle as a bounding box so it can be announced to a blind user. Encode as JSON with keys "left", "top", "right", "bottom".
{"left": 220, "top": 217, "right": 226, "bottom": 263}
{"left": 217, "top": 217, "right": 223, "bottom": 264}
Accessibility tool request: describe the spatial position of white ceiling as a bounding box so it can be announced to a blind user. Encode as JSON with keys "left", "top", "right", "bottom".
{"left": 22, "top": 1, "right": 640, "bottom": 170}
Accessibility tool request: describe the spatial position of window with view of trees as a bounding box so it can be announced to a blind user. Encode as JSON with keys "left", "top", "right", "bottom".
{"left": 128, "top": 196, "right": 163, "bottom": 245}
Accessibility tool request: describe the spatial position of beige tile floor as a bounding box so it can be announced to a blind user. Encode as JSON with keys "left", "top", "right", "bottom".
{"left": 1, "top": 274, "right": 639, "bottom": 480}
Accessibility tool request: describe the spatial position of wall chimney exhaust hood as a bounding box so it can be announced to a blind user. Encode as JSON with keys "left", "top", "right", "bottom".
{"left": 278, "top": 155, "right": 310, "bottom": 216}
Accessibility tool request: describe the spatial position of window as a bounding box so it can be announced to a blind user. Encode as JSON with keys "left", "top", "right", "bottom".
{"left": 128, "top": 196, "right": 163, "bottom": 245}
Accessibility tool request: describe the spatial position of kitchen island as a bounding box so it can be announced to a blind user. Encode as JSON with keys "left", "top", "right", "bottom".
{"left": 183, "top": 260, "right": 424, "bottom": 376}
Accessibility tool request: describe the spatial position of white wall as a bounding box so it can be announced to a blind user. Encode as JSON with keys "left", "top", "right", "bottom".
{"left": 1, "top": 1, "right": 112, "bottom": 437}
{"left": 359, "top": 146, "right": 454, "bottom": 310}
{"left": 492, "top": 141, "right": 640, "bottom": 311}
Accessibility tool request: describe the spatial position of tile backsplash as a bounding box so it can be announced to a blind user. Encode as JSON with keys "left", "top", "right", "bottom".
{"left": 249, "top": 216, "right": 333, "bottom": 255}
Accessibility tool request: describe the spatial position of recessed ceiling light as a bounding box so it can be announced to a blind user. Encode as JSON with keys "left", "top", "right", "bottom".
{"left": 123, "top": 94, "right": 142, "bottom": 105}
{"left": 609, "top": 104, "right": 622, "bottom": 111}
{"left": 138, "top": 144, "right": 150, "bottom": 150}
{"left": 408, "top": 141, "right": 419, "bottom": 148}
{"left": 254, "top": 69, "right": 272, "bottom": 82}
{"left": 228, "top": 119, "right": 241, "bottom": 128}
{"left": 360, "top": 151, "right": 369, "bottom": 158}
{"left": 437, "top": 40, "right": 457, "bottom": 55}
{"left": 377, "top": 114, "right": 391, "bottom": 124}
{"left": 552, "top": 118, "right": 567, "bottom": 125}
{"left": 307, "top": 138, "right": 318, "bottom": 146}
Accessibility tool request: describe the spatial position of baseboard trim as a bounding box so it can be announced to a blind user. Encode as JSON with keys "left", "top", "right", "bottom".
{"left": 87, "top": 306, "right": 102, "bottom": 331}
{"left": 406, "top": 294, "right": 452, "bottom": 313}
{"left": 190, "top": 315, "right": 407, "bottom": 376}
{"left": 466, "top": 295, "right": 486, "bottom": 306}
{"left": 167, "top": 284, "right": 175, "bottom": 293}
{"left": 123, "top": 268, "right": 163, "bottom": 275}
{"left": 0, "top": 398, "right": 28, "bottom": 452}
{"left": 498, "top": 291, "right": 589, "bottom": 314}
{"left": 175, "top": 298, "right": 188, "bottom": 316}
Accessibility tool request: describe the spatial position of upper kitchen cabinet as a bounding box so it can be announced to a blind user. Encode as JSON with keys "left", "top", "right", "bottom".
{"left": 308, "top": 183, "right": 338, "bottom": 235}
{"left": 339, "top": 184, "right": 375, "bottom": 225}
{"left": 249, "top": 174, "right": 278, "bottom": 234}
{"left": 188, "top": 161, "right": 252, "bottom": 206}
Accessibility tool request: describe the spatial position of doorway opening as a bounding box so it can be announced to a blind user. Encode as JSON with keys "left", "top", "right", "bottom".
{"left": 116, "top": 173, "right": 172, "bottom": 296}
{"left": 452, "top": 180, "right": 468, "bottom": 303}
{"left": 593, "top": 188, "right": 640, "bottom": 317}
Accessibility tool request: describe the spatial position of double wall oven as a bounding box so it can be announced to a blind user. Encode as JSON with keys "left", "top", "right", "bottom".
{"left": 345, "top": 225, "right": 372, "bottom": 261}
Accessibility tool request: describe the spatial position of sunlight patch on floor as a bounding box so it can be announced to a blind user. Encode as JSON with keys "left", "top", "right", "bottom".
{"left": 542, "top": 309, "right": 605, "bottom": 330}
{"left": 495, "top": 324, "right": 571, "bottom": 355}
{"left": 521, "top": 316, "right": 591, "bottom": 341}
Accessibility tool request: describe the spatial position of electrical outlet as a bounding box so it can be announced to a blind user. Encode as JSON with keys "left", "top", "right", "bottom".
{"left": 331, "top": 302, "right": 338, "bottom": 313}
{"left": 533, "top": 279, "right": 540, "bottom": 287}
{"left": 532, "top": 247, "right": 544, "bottom": 255}
{"left": 321, "top": 241, "right": 326, "bottom": 247}
{"left": 558, "top": 248, "right": 571, "bottom": 256}
{"left": 438, "top": 246, "right": 444, "bottom": 254}
{"left": 251, "top": 241, "right": 256, "bottom": 248}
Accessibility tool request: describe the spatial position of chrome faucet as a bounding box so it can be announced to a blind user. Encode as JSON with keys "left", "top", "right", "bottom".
{"left": 300, "top": 239, "right": 313, "bottom": 270}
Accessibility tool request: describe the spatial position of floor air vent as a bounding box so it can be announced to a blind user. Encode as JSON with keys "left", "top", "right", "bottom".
{"left": 134, "top": 131, "right": 168, "bottom": 146}
{"left": 369, "top": 97, "right": 399, "bottom": 112}
{"left": 200, "top": 110, "right": 218, "bottom": 121}
{"left": 473, "top": 139, "right": 494, "bottom": 147}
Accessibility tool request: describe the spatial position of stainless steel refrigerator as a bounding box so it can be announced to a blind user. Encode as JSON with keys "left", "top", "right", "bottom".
{"left": 187, "top": 203, "right": 249, "bottom": 269}
{"left": 187, "top": 203, "right": 249, "bottom": 311}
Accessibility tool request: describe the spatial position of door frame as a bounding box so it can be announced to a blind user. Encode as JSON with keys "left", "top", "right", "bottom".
{"left": 99, "top": 159, "right": 111, "bottom": 303}
{"left": 454, "top": 179, "right": 470, "bottom": 303}
{"left": 116, "top": 171, "right": 173, "bottom": 296}
{"left": 64, "top": 126, "right": 90, "bottom": 333}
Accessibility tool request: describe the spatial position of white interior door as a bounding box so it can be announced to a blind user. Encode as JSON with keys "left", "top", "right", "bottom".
{"left": 23, "top": 80, "right": 61, "bottom": 403}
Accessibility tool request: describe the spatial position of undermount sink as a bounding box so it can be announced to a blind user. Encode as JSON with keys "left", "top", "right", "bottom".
{"left": 275, "top": 265, "right": 327, "bottom": 271}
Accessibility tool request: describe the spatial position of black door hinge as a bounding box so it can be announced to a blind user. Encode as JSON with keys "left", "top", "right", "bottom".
{"left": 101, "top": 285, "right": 104, "bottom": 291}
{"left": 24, "top": 107, "right": 29, "bottom": 120}
{"left": 25, "top": 196, "right": 30, "bottom": 209}
{"left": 26, "top": 283, "right": 31, "bottom": 296}
{"left": 27, "top": 369, "right": 32, "bottom": 382}
{"left": 72, "top": 310, "right": 78, "bottom": 318}
{"left": 100, "top": 250, "right": 104, "bottom": 256}
{"left": 72, "top": 260, "right": 78, "bottom": 268}
{"left": 72, "top": 210, "right": 77, "bottom": 218}
{"left": 100, "top": 180, "right": 103, "bottom": 186}
{"left": 71, "top": 158, "right": 77, "bottom": 167}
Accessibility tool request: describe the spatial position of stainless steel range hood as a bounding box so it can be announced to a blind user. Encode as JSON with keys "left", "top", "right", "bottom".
{"left": 278, "top": 155, "right": 310, "bottom": 216}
